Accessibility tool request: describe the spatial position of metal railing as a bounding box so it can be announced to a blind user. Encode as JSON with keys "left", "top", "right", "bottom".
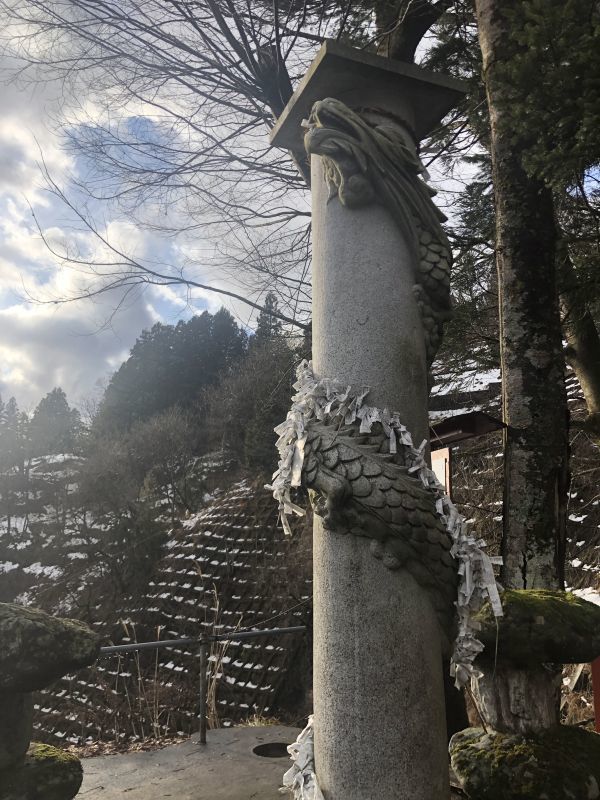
{"left": 98, "top": 626, "right": 306, "bottom": 744}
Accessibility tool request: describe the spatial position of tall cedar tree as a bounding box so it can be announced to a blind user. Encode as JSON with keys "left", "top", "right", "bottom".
{"left": 30, "top": 387, "right": 82, "bottom": 456}
{"left": 254, "top": 292, "right": 283, "bottom": 343}
{"left": 427, "top": 1, "right": 600, "bottom": 439}
{"left": 95, "top": 308, "right": 247, "bottom": 431}
{"left": 475, "top": 0, "right": 569, "bottom": 590}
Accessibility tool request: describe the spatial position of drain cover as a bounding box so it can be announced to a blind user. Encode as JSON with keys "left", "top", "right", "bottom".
{"left": 252, "top": 742, "right": 290, "bottom": 758}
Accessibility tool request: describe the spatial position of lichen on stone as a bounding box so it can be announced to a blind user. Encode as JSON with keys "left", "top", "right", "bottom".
{"left": 0, "top": 602, "right": 100, "bottom": 692}
{"left": 0, "top": 742, "right": 83, "bottom": 800}
{"left": 450, "top": 725, "right": 600, "bottom": 800}
{"left": 474, "top": 589, "right": 600, "bottom": 667}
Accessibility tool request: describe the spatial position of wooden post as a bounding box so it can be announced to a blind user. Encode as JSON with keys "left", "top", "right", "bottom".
{"left": 431, "top": 446, "right": 452, "bottom": 496}
{"left": 199, "top": 642, "right": 208, "bottom": 744}
{"left": 592, "top": 656, "right": 600, "bottom": 733}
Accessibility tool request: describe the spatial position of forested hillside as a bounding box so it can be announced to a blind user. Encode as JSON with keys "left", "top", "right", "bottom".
{"left": 0, "top": 297, "right": 303, "bottom": 613}
{"left": 0, "top": 296, "right": 318, "bottom": 743}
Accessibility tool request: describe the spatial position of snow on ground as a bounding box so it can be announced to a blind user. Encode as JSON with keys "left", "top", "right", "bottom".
{"left": 571, "top": 587, "right": 600, "bottom": 606}
{"left": 23, "top": 562, "right": 64, "bottom": 579}
{"left": 431, "top": 366, "right": 501, "bottom": 396}
{"left": 429, "top": 405, "right": 482, "bottom": 420}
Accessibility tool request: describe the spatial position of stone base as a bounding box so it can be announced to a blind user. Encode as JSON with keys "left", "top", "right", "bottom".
{"left": 0, "top": 692, "right": 32, "bottom": 770}
{"left": 471, "top": 665, "right": 561, "bottom": 734}
{"left": 0, "top": 742, "right": 83, "bottom": 800}
{"left": 449, "top": 726, "right": 600, "bottom": 800}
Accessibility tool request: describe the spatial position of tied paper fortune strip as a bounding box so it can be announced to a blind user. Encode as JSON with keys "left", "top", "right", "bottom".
{"left": 266, "top": 359, "right": 503, "bottom": 689}
{"left": 280, "top": 715, "right": 323, "bottom": 800}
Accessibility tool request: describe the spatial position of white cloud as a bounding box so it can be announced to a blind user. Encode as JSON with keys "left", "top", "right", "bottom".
{"left": 0, "top": 293, "right": 156, "bottom": 411}
{"left": 0, "top": 55, "right": 279, "bottom": 411}
{"left": 0, "top": 186, "right": 224, "bottom": 409}
{"left": 0, "top": 78, "right": 167, "bottom": 409}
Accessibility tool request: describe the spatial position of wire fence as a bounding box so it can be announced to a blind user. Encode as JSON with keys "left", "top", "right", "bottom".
{"left": 98, "top": 625, "right": 306, "bottom": 743}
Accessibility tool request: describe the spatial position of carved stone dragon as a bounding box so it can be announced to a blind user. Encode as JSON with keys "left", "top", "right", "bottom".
{"left": 303, "top": 97, "right": 452, "bottom": 370}
{"left": 290, "top": 98, "right": 458, "bottom": 638}
{"left": 301, "top": 417, "right": 458, "bottom": 642}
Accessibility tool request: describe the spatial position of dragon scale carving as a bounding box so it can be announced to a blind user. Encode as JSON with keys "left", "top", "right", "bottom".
{"left": 304, "top": 98, "right": 452, "bottom": 368}
{"left": 301, "top": 417, "right": 458, "bottom": 642}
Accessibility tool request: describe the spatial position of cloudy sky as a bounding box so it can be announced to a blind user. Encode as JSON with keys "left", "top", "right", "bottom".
{"left": 0, "top": 36, "right": 467, "bottom": 415}
{"left": 0, "top": 68, "right": 240, "bottom": 413}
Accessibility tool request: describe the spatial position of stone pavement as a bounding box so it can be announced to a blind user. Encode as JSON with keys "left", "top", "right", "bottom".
{"left": 77, "top": 725, "right": 300, "bottom": 800}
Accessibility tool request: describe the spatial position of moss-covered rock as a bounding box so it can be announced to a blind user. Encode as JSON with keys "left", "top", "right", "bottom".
{"left": 0, "top": 692, "right": 33, "bottom": 770}
{"left": 474, "top": 589, "right": 600, "bottom": 667}
{"left": 0, "top": 603, "right": 100, "bottom": 692}
{"left": 0, "top": 742, "right": 83, "bottom": 800}
{"left": 450, "top": 726, "right": 600, "bottom": 800}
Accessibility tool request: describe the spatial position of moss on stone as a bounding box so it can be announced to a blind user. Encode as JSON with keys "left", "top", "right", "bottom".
{"left": 0, "top": 742, "right": 83, "bottom": 800}
{"left": 450, "top": 725, "right": 600, "bottom": 800}
{"left": 474, "top": 589, "right": 600, "bottom": 667}
{"left": 28, "top": 743, "right": 79, "bottom": 764}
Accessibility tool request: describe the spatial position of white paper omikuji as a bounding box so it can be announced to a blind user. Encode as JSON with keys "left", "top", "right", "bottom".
{"left": 267, "top": 360, "right": 503, "bottom": 691}
{"left": 280, "top": 716, "right": 324, "bottom": 800}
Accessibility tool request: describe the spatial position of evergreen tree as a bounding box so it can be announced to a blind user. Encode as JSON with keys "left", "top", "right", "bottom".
{"left": 95, "top": 309, "right": 247, "bottom": 432}
{"left": 30, "top": 388, "right": 81, "bottom": 456}
{"left": 0, "top": 397, "right": 30, "bottom": 546}
{"left": 210, "top": 308, "right": 249, "bottom": 374}
{"left": 0, "top": 398, "right": 30, "bottom": 477}
{"left": 425, "top": 2, "right": 600, "bottom": 430}
{"left": 254, "top": 292, "right": 283, "bottom": 344}
{"left": 433, "top": 155, "right": 499, "bottom": 387}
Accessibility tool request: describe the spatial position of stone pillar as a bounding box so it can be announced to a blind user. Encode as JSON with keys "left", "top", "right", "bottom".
{"left": 310, "top": 141, "right": 446, "bottom": 800}
{"left": 271, "top": 41, "right": 466, "bottom": 800}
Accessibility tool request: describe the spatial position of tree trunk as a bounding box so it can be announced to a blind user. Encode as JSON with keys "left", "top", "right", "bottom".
{"left": 474, "top": 0, "right": 569, "bottom": 593}
{"left": 472, "top": 0, "right": 570, "bottom": 737}
{"left": 373, "top": 1, "right": 453, "bottom": 61}
{"left": 558, "top": 241, "right": 600, "bottom": 438}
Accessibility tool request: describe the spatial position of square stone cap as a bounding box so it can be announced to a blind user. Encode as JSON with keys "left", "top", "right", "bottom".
{"left": 270, "top": 39, "right": 467, "bottom": 151}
